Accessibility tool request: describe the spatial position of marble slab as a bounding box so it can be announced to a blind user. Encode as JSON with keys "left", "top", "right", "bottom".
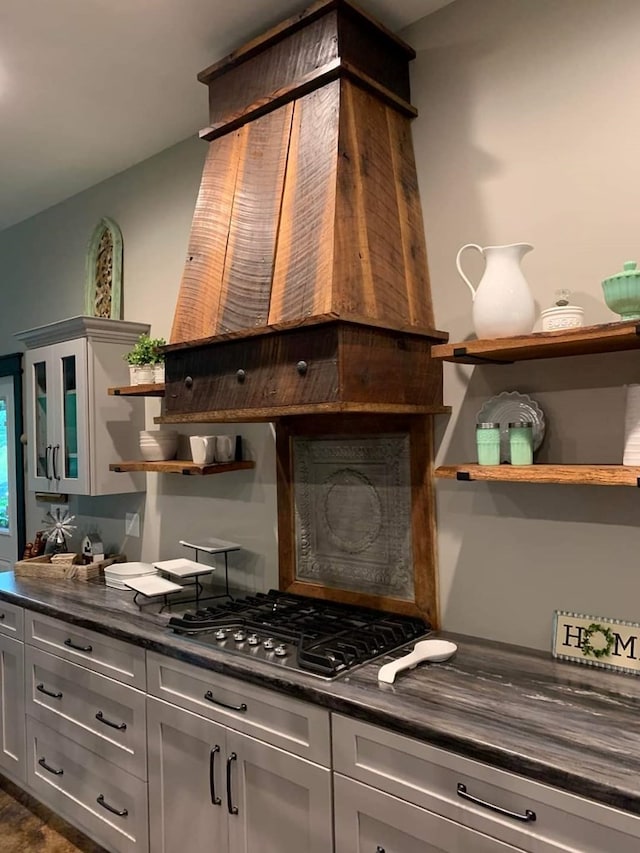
{"left": 1, "top": 572, "right": 640, "bottom": 815}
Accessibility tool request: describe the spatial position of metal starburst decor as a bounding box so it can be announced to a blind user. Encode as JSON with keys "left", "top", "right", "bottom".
{"left": 42, "top": 508, "right": 77, "bottom": 552}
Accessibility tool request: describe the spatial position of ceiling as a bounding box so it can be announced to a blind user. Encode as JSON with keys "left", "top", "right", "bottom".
{"left": 0, "top": 0, "right": 453, "bottom": 231}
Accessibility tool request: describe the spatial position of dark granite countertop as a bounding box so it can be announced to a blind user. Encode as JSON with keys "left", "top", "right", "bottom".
{"left": 2, "top": 573, "right": 640, "bottom": 815}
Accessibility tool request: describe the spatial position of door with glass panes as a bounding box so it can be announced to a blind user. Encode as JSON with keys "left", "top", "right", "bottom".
{"left": 25, "top": 339, "right": 89, "bottom": 494}
{"left": 0, "top": 374, "right": 21, "bottom": 567}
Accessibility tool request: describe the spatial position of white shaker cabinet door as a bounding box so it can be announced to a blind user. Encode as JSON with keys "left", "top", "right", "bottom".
{"left": 227, "top": 729, "right": 333, "bottom": 853}
{"left": 0, "top": 633, "right": 24, "bottom": 782}
{"left": 334, "top": 774, "right": 526, "bottom": 853}
{"left": 147, "top": 696, "right": 229, "bottom": 853}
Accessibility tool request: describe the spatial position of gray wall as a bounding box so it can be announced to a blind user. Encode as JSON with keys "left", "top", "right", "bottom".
{"left": 1, "top": 0, "right": 638, "bottom": 645}
{"left": 0, "top": 136, "right": 278, "bottom": 593}
{"left": 406, "top": 0, "right": 640, "bottom": 648}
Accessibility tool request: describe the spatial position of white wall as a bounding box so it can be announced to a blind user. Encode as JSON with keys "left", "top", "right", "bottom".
{"left": 406, "top": 0, "right": 640, "bottom": 648}
{"left": 0, "top": 137, "right": 278, "bottom": 592}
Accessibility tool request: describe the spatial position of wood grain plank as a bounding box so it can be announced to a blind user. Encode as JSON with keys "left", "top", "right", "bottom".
{"left": 268, "top": 82, "right": 340, "bottom": 324}
{"left": 386, "top": 104, "right": 435, "bottom": 328}
{"left": 217, "top": 105, "right": 294, "bottom": 332}
{"left": 170, "top": 132, "right": 242, "bottom": 343}
{"left": 109, "top": 461, "right": 254, "bottom": 475}
{"left": 435, "top": 464, "right": 640, "bottom": 487}
{"left": 157, "top": 403, "right": 450, "bottom": 424}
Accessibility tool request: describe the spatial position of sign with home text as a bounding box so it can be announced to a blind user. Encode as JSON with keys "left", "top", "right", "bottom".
{"left": 553, "top": 611, "right": 640, "bottom": 675}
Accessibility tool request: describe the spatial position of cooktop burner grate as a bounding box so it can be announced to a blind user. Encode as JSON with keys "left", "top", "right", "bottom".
{"left": 168, "top": 590, "right": 430, "bottom": 678}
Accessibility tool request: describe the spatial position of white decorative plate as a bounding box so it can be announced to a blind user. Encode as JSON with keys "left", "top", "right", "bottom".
{"left": 476, "top": 391, "right": 546, "bottom": 463}
{"left": 123, "top": 575, "right": 182, "bottom": 598}
{"left": 153, "top": 558, "right": 212, "bottom": 578}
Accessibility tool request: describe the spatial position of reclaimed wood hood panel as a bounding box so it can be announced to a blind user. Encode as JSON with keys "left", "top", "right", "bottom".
{"left": 167, "top": 0, "right": 446, "bottom": 418}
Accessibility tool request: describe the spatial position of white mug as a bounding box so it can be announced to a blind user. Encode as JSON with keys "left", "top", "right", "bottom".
{"left": 190, "top": 435, "right": 216, "bottom": 465}
{"left": 215, "top": 435, "right": 235, "bottom": 463}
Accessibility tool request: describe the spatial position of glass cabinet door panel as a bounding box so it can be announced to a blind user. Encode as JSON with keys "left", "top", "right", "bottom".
{"left": 62, "top": 355, "right": 78, "bottom": 480}
{"left": 33, "top": 360, "right": 49, "bottom": 481}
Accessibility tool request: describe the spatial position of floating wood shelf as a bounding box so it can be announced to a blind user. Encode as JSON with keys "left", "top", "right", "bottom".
{"left": 431, "top": 321, "right": 640, "bottom": 364}
{"left": 156, "top": 402, "right": 451, "bottom": 425}
{"left": 108, "top": 384, "right": 165, "bottom": 397}
{"left": 109, "top": 460, "right": 255, "bottom": 476}
{"left": 434, "top": 464, "right": 640, "bottom": 487}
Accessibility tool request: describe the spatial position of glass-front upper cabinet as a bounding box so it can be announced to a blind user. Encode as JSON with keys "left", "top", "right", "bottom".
{"left": 25, "top": 339, "right": 89, "bottom": 494}
{"left": 18, "top": 317, "right": 150, "bottom": 496}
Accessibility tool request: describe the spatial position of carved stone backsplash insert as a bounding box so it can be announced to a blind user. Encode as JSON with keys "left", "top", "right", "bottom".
{"left": 294, "top": 435, "right": 413, "bottom": 599}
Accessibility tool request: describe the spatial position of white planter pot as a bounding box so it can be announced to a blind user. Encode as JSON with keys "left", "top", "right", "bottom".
{"left": 130, "top": 364, "right": 154, "bottom": 385}
{"left": 153, "top": 363, "right": 165, "bottom": 384}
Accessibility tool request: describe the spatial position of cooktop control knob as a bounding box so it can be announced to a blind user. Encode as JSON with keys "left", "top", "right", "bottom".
{"left": 247, "top": 634, "right": 259, "bottom": 645}
{"left": 215, "top": 629, "right": 227, "bottom": 641}
{"left": 233, "top": 631, "right": 247, "bottom": 642}
{"left": 274, "top": 645, "right": 287, "bottom": 657}
{"left": 263, "top": 638, "right": 275, "bottom": 649}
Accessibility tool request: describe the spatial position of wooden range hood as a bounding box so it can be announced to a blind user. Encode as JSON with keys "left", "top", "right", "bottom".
{"left": 161, "top": 0, "right": 448, "bottom": 424}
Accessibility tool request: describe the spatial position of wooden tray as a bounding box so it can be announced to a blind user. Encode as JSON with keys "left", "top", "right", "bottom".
{"left": 13, "top": 554, "right": 125, "bottom": 581}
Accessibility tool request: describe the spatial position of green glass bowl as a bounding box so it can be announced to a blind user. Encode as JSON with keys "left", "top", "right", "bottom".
{"left": 602, "top": 261, "right": 640, "bottom": 320}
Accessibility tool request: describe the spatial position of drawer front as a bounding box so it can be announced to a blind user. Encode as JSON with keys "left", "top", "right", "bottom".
{"left": 0, "top": 633, "right": 25, "bottom": 782}
{"left": 26, "top": 645, "right": 147, "bottom": 780}
{"left": 25, "top": 611, "right": 146, "bottom": 687}
{"left": 27, "top": 716, "right": 148, "bottom": 853}
{"left": 147, "top": 651, "right": 330, "bottom": 765}
{"left": 0, "top": 600, "right": 24, "bottom": 640}
{"left": 164, "top": 327, "right": 339, "bottom": 415}
{"left": 332, "top": 714, "right": 640, "bottom": 853}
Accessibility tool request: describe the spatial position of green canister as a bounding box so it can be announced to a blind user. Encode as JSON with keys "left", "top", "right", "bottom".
{"left": 509, "top": 421, "right": 533, "bottom": 465}
{"left": 476, "top": 422, "right": 500, "bottom": 466}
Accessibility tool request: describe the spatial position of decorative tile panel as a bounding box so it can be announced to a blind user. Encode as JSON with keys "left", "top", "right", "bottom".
{"left": 293, "top": 434, "right": 413, "bottom": 599}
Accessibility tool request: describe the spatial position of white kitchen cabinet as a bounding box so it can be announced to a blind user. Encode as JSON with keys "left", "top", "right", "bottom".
{"left": 0, "top": 631, "right": 25, "bottom": 783}
{"left": 334, "top": 774, "right": 523, "bottom": 853}
{"left": 17, "top": 316, "right": 148, "bottom": 495}
{"left": 147, "top": 695, "right": 333, "bottom": 853}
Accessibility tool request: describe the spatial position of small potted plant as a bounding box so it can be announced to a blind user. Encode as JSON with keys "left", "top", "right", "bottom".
{"left": 150, "top": 337, "right": 167, "bottom": 384}
{"left": 124, "top": 334, "right": 155, "bottom": 385}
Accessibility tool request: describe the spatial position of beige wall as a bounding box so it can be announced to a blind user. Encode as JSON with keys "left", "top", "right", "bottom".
{"left": 406, "top": 0, "right": 640, "bottom": 648}
{"left": 0, "top": 137, "right": 278, "bottom": 593}
{"left": 2, "top": 0, "right": 638, "bottom": 644}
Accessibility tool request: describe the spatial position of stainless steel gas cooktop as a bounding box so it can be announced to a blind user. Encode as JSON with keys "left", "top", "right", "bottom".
{"left": 168, "top": 589, "right": 430, "bottom": 680}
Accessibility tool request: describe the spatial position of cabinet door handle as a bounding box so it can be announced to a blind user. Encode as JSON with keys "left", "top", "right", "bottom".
{"left": 209, "top": 745, "right": 221, "bottom": 805}
{"left": 38, "top": 757, "right": 63, "bottom": 776}
{"left": 457, "top": 783, "right": 536, "bottom": 823}
{"left": 0, "top": 612, "right": 5, "bottom": 620}
{"left": 95, "top": 711, "right": 127, "bottom": 731}
{"left": 64, "top": 637, "right": 93, "bottom": 653}
{"left": 226, "top": 752, "right": 238, "bottom": 815}
{"left": 36, "top": 683, "right": 63, "bottom": 700}
{"left": 45, "top": 445, "right": 53, "bottom": 480}
{"left": 52, "top": 444, "right": 60, "bottom": 480}
{"left": 97, "top": 794, "right": 128, "bottom": 817}
{"left": 204, "top": 690, "right": 247, "bottom": 713}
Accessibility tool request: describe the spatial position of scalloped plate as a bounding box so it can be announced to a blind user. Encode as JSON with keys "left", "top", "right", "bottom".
{"left": 476, "top": 391, "right": 546, "bottom": 463}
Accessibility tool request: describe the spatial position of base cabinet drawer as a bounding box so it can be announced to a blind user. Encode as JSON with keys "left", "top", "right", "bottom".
{"left": 26, "top": 716, "right": 148, "bottom": 853}
{"left": 147, "top": 651, "right": 330, "bottom": 764}
{"left": 25, "top": 611, "right": 145, "bottom": 687}
{"left": 26, "top": 645, "right": 147, "bottom": 779}
{"left": 0, "top": 600, "right": 24, "bottom": 640}
{"left": 332, "top": 715, "right": 640, "bottom": 853}
{"left": 334, "top": 774, "right": 523, "bottom": 853}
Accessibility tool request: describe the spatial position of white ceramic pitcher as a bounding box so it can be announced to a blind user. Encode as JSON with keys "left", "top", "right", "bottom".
{"left": 456, "top": 243, "right": 536, "bottom": 339}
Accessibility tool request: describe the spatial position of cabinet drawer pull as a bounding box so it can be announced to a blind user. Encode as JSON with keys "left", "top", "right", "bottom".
{"left": 209, "top": 745, "right": 221, "bottom": 806}
{"left": 376, "top": 848, "right": 386, "bottom": 853}
{"left": 226, "top": 752, "right": 238, "bottom": 815}
{"left": 204, "top": 690, "right": 247, "bottom": 713}
{"left": 52, "top": 444, "right": 60, "bottom": 481}
{"left": 64, "top": 638, "right": 93, "bottom": 653}
{"left": 97, "top": 794, "right": 128, "bottom": 817}
{"left": 0, "top": 612, "right": 5, "bottom": 620}
{"left": 38, "top": 757, "right": 63, "bottom": 776}
{"left": 95, "top": 711, "right": 127, "bottom": 731}
{"left": 37, "top": 683, "right": 63, "bottom": 700}
{"left": 236, "top": 369, "right": 246, "bottom": 383}
{"left": 296, "top": 360, "right": 308, "bottom": 375}
{"left": 457, "top": 783, "right": 536, "bottom": 823}
{"left": 184, "top": 376, "right": 193, "bottom": 389}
